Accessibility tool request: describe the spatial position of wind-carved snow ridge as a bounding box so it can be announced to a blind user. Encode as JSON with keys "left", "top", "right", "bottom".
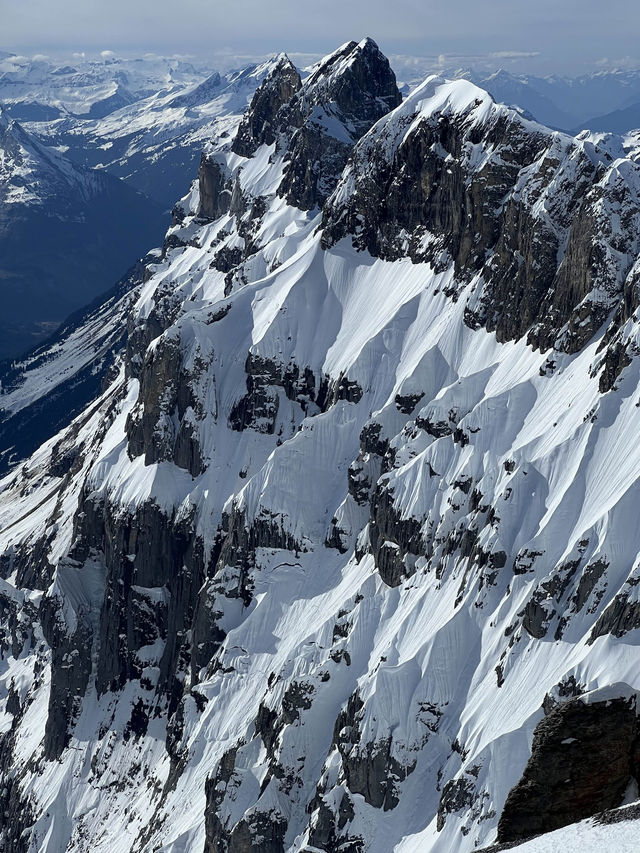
{"left": 1, "top": 38, "right": 640, "bottom": 853}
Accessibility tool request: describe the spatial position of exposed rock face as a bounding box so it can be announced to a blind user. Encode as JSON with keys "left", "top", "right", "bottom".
{"left": 232, "top": 55, "right": 302, "bottom": 158}
{"left": 95, "top": 501, "right": 201, "bottom": 701}
{"left": 322, "top": 77, "right": 640, "bottom": 354}
{"left": 126, "top": 327, "right": 212, "bottom": 476}
{"left": 369, "top": 480, "right": 423, "bottom": 587}
{"left": 40, "top": 584, "right": 94, "bottom": 759}
{"left": 229, "top": 355, "right": 285, "bottom": 435}
{"left": 307, "top": 789, "right": 360, "bottom": 852}
{"left": 40, "top": 485, "right": 206, "bottom": 748}
{"left": 279, "top": 127, "right": 355, "bottom": 212}
{"left": 497, "top": 696, "right": 640, "bottom": 842}
{"left": 437, "top": 776, "right": 477, "bottom": 831}
{"left": 0, "top": 775, "right": 35, "bottom": 853}
{"left": 229, "top": 354, "right": 318, "bottom": 434}
{"left": 204, "top": 740, "right": 288, "bottom": 853}
{"left": 277, "top": 38, "right": 401, "bottom": 210}
{"left": 590, "top": 590, "right": 640, "bottom": 640}
{"left": 197, "top": 154, "right": 232, "bottom": 220}
{"left": 331, "top": 692, "right": 404, "bottom": 811}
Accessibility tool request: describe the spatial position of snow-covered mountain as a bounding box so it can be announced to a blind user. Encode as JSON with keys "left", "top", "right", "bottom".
{"left": 394, "top": 63, "right": 640, "bottom": 133}
{"left": 12, "top": 58, "right": 297, "bottom": 212}
{"left": 0, "top": 52, "right": 208, "bottom": 119}
{"left": 1, "top": 36, "right": 640, "bottom": 853}
{"left": 35, "top": 59, "right": 301, "bottom": 208}
{"left": 0, "top": 108, "right": 165, "bottom": 359}
{"left": 0, "top": 55, "right": 280, "bottom": 360}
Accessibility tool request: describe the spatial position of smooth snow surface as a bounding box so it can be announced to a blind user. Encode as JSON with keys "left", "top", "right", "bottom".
{"left": 470, "top": 806, "right": 640, "bottom": 853}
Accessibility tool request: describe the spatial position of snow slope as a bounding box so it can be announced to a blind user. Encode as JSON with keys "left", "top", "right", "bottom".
{"left": 474, "top": 803, "right": 640, "bottom": 853}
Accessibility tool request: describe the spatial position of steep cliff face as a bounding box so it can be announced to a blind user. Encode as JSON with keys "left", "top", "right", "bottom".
{"left": 1, "top": 40, "right": 640, "bottom": 853}
{"left": 322, "top": 77, "right": 640, "bottom": 355}
{"left": 497, "top": 691, "right": 640, "bottom": 842}
{"left": 232, "top": 55, "right": 302, "bottom": 158}
{"left": 199, "top": 37, "right": 401, "bottom": 224}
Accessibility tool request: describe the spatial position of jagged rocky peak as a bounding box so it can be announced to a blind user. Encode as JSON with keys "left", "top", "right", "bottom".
{"left": 277, "top": 37, "right": 402, "bottom": 210}
{"left": 322, "top": 74, "right": 640, "bottom": 354}
{"left": 0, "top": 109, "right": 27, "bottom": 156}
{"left": 232, "top": 53, "right": 302, "bottom": 157}
{"left": 296, "top": 36, "right": 402, "bottom": 138}
{"left": 202, "top": 37, "right": 402, "bottom": 218}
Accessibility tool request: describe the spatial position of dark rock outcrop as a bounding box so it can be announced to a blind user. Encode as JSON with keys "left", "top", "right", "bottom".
{"left": 278, "top": 38, "right": 401, "bottom": 210}
{"left": 40, "top": 586, "right": 93, "bottom": 759}
{"left": 204, "top": 744, "right": 287, "bottom": 853}
{"left": 197, "top": 155, "right": 232, "bottom": 220}
{"left": 126, "top": 330, "right": 210, "bottom": 476}
{"left": 232, "top": 55, "right": 302, "bottom": 158}
{"left": 322, "top": 82, "right": 640, "bottom": 354}
{"left": 369, "top": 481, "right": 424, "bottom": 587}
{"left": 332, "top": 691, "right": 415, "bottom": 811}
{"left": 437, "top": 776, "right": 477, "bottom": 831}
{"left": 58, "top": 491, "right": 205, "bottom": 721}
{"left": 307, "top": 788, "right": 362, "bottom": 852}
{"left": 590, "top": 592, "right": 640, "bottom": 641}
{"left": 497, "top": 695, "right": 640, "bottom": 842}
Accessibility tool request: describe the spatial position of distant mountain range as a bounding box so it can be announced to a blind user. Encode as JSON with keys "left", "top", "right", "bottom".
{"left": 390, "top": 61, "right": 640, "bottom": 133}
{"left": 0, "top": 108, "right": 166, "bottom": 359}
{"left": 0, "top": 55, "right": 279, "bottom": 359}
{"left": 0, "top": 51, "right": 208, "bottom": 118}
{"left": 572, "top": 100, "right": 640, "bottom": 135}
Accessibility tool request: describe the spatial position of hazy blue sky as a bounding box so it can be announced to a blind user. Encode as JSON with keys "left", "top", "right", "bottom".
{"left": 2, "top": 0, "right": 638, "bottom": 74}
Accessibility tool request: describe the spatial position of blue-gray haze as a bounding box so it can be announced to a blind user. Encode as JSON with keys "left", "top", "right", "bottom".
{"left": 2, "top": 0, "right": 638, "bottom": 74}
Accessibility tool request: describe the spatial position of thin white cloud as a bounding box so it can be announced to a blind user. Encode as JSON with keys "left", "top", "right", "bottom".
{"left": 2, "top": 0, "right": 639, "bottom": 76}
{"left": 490, "top": 51, "right": 541, "bottom": 59}
{"left": 596, "top": 56, "right": 639, "bottom": 70}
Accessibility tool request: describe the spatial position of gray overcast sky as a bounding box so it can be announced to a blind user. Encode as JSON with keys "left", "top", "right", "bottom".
{"left": 2, "top": 0, "right": 639, "bottom": 74}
